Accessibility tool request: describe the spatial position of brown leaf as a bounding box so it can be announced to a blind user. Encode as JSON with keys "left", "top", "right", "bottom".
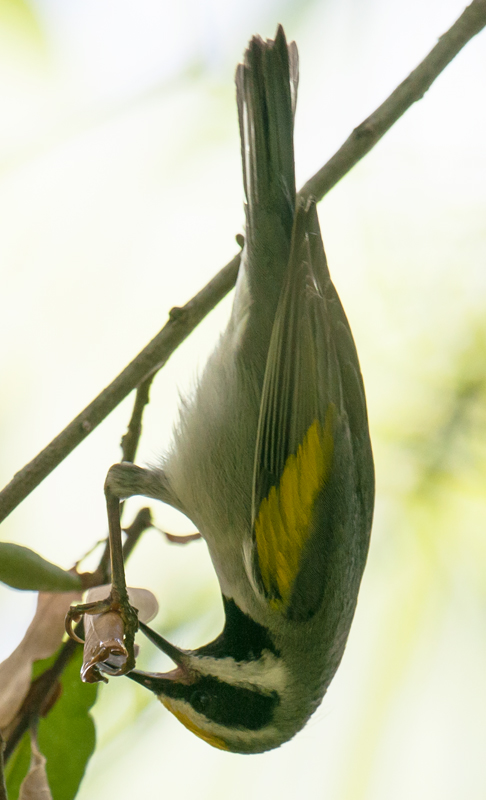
{"left": 0, "top": 592, "right": 81, "bottom": 730}
{"left": 81, "top": 610, "right": 127, "bottom": 684}
{"left": 80, "top": 586, "right": 158, "bottom": 684}
{"left": 18, "top": 734, "right": 53, "bottom": 800}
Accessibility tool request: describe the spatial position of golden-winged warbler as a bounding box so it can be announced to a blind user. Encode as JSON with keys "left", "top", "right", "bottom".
{"left": 107, "top": 25, "right": 374, "bottom": 754}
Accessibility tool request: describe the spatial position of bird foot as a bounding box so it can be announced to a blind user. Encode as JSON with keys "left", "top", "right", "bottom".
{"left": 65, "top": 589, "right": 139, "bottom": 679}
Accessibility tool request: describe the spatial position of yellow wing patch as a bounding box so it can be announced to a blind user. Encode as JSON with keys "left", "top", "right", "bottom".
{"left": 254, "top": 408, "right": 334, "bottom": 609}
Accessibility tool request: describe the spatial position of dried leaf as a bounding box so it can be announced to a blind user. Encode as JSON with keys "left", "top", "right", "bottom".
{"left": 18, "top": 735, "right": 52, "bottom": 800}
{"left": 80, "top": 586, "right": 158, "bottom": 683}
{"left": 84, "top": 586, "right": 159, "bottom": 622}
{"left": 81, "top": 611, "right": 127, "bottom": 683}
{"left": 0, "top": 592, "right": 81, "bottom": 729}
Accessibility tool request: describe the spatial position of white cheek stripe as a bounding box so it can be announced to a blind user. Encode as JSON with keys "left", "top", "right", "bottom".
{"left": 194, "top": 650, "right": 288, "bottom": 693}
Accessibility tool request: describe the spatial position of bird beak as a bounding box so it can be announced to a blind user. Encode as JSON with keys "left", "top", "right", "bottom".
{"left": 126, "top": 620, "right": 197, "bottom": 691}
{"left": 138, "top": 620, "right": 188, "bottom": 666}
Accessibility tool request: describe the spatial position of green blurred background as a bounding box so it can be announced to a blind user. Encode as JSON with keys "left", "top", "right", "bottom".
{"left": 1, "top": 0, "right": 486, "bottom": 797}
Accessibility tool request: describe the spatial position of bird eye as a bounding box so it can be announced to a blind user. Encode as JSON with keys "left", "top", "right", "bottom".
{"left": 191, "top": 690, "right": 212, "bottom": 715}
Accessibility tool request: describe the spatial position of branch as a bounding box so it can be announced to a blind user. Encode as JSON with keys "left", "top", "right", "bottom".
{"left": 299, "top": 0, "right": 486, "bottom": 202}
{"left": 120, "top": 377, "right": 154, "bottom": 464}
{"left": 95, "top": 378, "right": 156, "bottom": 579}
{"left": 1, "top": 0, "right": 485, "bottom": 524}
{"left": 0, "top": 250, "right": 241, "bottom": 524}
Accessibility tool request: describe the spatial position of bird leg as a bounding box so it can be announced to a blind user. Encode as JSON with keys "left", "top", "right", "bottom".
{"left": 65, "top": 475, "right": 139, "bottom": 676}
{"left": 65, "top": 462, "right": 200, "bottom": 678}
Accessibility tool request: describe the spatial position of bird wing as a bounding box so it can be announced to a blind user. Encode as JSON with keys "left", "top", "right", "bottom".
{"left": 251, "top": 198, "right": 373, "bottom": 620}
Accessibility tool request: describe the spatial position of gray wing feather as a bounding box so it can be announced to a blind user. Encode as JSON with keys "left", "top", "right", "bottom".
{"left": 251, "top": 198, "right": 374, "bottom": 619}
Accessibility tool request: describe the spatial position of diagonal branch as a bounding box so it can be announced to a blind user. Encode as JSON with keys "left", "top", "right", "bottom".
{"left": 0, "top": 0, "right": 485, "bottom": 525}
{"left": 0, "top": 251, "right": 241, "bottom": 524}
{"left": 299, "top": 0, "right": 486, "bottom": 202}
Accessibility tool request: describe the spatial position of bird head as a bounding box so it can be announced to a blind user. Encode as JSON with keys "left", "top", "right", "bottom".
{"left": 127, "top": 602, "right": 316, "bottom": 754}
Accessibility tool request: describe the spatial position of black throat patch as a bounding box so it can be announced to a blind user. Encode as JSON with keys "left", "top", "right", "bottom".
{"left": 196, "top": 596, "right": 280, "bottom": 662}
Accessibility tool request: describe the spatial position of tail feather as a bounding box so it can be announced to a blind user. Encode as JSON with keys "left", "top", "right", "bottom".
{"left": 236, "top": 26, "right": 299, "bottom": 253}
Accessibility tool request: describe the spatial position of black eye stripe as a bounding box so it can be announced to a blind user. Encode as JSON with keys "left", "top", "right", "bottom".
{"left": 164, "top": 676, "right": 279, "bottom": 731}
{"left": 190, "top": 689, "right": 211, "bottom": 714}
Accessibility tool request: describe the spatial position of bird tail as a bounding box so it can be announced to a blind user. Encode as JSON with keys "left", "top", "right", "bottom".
{"left": 236, "top": 26, "right": 299, "bottom": 277}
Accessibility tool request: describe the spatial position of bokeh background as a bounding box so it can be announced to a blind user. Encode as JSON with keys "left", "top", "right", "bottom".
{"left": 1, "top": 0, "right": 486, "bottom": 798}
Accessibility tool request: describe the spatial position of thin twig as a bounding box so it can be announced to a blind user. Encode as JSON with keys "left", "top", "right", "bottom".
{"left": 0, "top": 733, "right": 7, "bottom": 800}
{"left": 120, "top": 377, "right": 154, "bottom": 464}
{"left": 122, "top": 507, "right": 153, "bottom": 562}
{"left": 1, "top": 0, "right": 485, "bottom": 526}
{"left": 299, "top": 0, "right": 486, "bottom": 202}
{"left": 97, "top": 377, "right": 155, "bottom": 577}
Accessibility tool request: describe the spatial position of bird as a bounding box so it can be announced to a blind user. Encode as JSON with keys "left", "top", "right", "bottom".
{"left": 105, "top": 25, "right": 374, "bottom": 754}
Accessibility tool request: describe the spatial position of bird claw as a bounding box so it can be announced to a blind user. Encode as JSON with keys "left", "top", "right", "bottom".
{"left": 65, "top": 596, "right": 118, "bottom": 643}
{"left": 65, "top": 590, "right": 139, "bottom": 678}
